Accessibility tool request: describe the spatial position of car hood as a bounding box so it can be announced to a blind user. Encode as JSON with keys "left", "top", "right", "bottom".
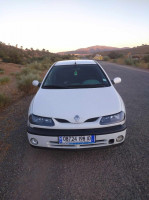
{"left": 32, "top": 87, "right": 122, "bottom": 123}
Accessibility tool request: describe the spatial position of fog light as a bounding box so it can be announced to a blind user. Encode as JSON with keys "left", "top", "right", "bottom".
{"left": 30, "top": 138, "right": 38, "bottom": 145}
{"left": 109, "top": 139, "right": 114, "bottom": 144}
{"left": 116, "top": 135, "right": 124, "bottom": 142}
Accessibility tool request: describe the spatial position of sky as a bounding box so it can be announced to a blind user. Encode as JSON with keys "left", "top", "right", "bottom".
{"left": 0, "top": 0, "right": 149, "bottom": 53}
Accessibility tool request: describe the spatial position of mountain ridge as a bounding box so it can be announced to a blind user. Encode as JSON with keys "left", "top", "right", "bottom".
{"left": 58, "top": 45, "right": 129, "bottom": 55}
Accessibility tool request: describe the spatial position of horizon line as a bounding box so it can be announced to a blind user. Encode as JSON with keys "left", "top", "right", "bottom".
{"left": 1, "top": 41, "right": 149, "bottom": 54}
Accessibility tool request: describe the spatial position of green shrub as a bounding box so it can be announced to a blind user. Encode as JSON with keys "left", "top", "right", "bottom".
{"left": 103, "top": 56, "right": 109, "bottom": 61}
{"left": 17, "top": 73, "right": 41, "bottom": 94}
{"left": 143, "top": 55, "right": 149, "bottom": 63}
{"left": 134, "top": 59, "right": 140, "bottom": 65}
{"left": 17, "top": 61, "right": 50, "bottom": 78}
{"left": 2, "top": 56, "right": 10, "bottom": 62}
{"left": 0, "top": 68, "right": 4, "bottom": 74}
{"left": 27, "top": 62, "right": 42, "bottom": 70}
{"left": 10, "top": 72, "right": 16, "bottom": 76}
{"left": 0, "top": 76, "right": 10, "bottom": 85}
{"left": 108, "top": 52, "right": 123, "bottom": 59}
{"left": 20, "top": 67, "right": 38, "bottom": 75}
{"left": 15, "top": 67, "right": 39, "bottom": 81}
{"left": 40, "top": 57, "right": 52, "bottom": 69}
{"left": 124, "top": 59, "right": 134, "bottom": 65}
{"left": 27, "top": 61, "right": 50, "bottom": 71}
{"left": 0, "top": 93, "right": 10, "bottom": 107}
{"left": 125, "top": 58, "right": 140, "bottom": 66}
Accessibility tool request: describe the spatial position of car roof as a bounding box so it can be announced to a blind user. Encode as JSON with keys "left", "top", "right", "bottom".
{"left": 54, "top": 60, "right": 96, "bottom": 66}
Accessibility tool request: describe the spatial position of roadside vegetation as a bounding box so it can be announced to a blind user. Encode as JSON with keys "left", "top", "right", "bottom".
{"left": 17, "top": 73, "right": 41, "bottom": 94}
{"left": 91, "top": 44, "right": 149, "bottom": 69}
{"left": 0, "top": 76, "right": 10, "bottom": 85}
{"left": 92, "top": 44, "right": 149, "bottom": 69}
{"left": 16, "top": 62, "right": 44, "bottom": 94}
{"left": 0, "top": 42, "right": 76, "bottom": 109}
{"left": 15, "top": 60, "right": 54, "bottom": 94}
{"left": 0, "top": 41, "right": 75, "bottom": 65}
{"left": 0, "top": 68, "right": 4, "bottom": 74}
{"left": 0, "top": 93, "right": 10, "bottom": 108}
{"left": 102, "top": 53, "right": 149, "bottom": 69}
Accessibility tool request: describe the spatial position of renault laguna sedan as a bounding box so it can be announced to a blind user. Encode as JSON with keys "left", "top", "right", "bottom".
{"left": 27, "top": 60, "right": 126, "bottom": 149}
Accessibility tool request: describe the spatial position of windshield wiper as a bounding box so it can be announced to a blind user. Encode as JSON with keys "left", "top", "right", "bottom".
{"left": 65, "top": 84, "right": 108, "bottom": 88}
{"left": 42, "top": 84, "right": 108, "bottom": 89}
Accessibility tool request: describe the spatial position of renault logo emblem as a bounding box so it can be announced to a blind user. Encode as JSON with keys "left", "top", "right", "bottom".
{"left": 74, "top": 115, "right": 80, "bottom": 123}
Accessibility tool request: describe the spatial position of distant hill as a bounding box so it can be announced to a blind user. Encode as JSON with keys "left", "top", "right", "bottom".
{"left": 99, "top": 44, "right": 149, "bottom": 56}
{"left": 58, "top": 45, "right": 129, "bottom": 55}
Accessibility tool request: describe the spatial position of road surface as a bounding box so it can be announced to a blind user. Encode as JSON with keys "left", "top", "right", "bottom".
{"left": 0, "top": 62, "right": 149, "bottom": 200}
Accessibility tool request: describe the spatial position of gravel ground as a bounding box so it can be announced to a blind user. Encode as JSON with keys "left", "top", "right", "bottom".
{"left": 0, "top": 61, "right": 149, "bottom": 200}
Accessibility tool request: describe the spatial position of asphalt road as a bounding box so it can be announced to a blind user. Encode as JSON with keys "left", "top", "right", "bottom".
{"left": 0, "top": 61, "right": 149, "bottom": 200}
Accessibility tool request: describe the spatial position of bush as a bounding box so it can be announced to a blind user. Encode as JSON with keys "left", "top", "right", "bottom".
{"left": 0, "top": 93, "right": 10, "bottom": 107}
{"left": 124, "top": 59, "right": 134, "bottom": 65}
{"left": 125, "top": 59, "right": 139, "bottom": 66}
{"left": 10, "top": 72, "right": 16, "bottom": 76}
{"left": 41, "top": 57, "right": 52, "bottom": 66}
{"left": 0, "top": 68, "right": 4, "bottom": 74}
{"left": 108, "top": 52, "right": 123, "bottom": 59}
{"left": 27, "top": 61, "right": 51, "bottom": 71}
{"left": 103, "top": 56, "right": 109, "bottom": 61}
{"left": 0, "top": 76, "right": 10, "bottom": 85}
{"left": 20, "top": 67, "right": 38, "bottom": 76}
{"left": 17, "top": 61, "right": 50, "bottom": 79}
{"left": 2, "top": 52, "right": 23, "bottom": 64}
{"left": 17, "top": 73, "right": 41, "bottom": 94}
{"left": 27, "top": 62, "right": 43, "bottom": 70}
{"left": 15, "top": 66, "right": 40, "bottom": 81}
{"left": 143, "top": 55, "right": 149, "bottom": 63}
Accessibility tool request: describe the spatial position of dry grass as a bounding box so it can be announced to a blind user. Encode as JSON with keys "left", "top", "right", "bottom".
{"left": 0, "top": 93, "right": 10, "bottom": 107}
{"left": 17, "top": 73, "right": 41, "bottom": 94}
{"left": 0, "top": 76, "right": 10, "bottom": 85}
{"left": 0, "top": 62, "right": 24, "bottom": 108}
{"left": 0, "top": 68, "right": 4, "bottom": 74}
{"left": 106, "top": 57, "right": 149, "bottom": 69}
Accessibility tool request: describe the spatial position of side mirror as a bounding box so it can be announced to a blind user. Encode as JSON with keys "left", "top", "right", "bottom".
{"left": 32, "top": 80, "right": 40, "bottom": 87}
{"left": 112, "top": 77, "right": 121, "bottom": 84}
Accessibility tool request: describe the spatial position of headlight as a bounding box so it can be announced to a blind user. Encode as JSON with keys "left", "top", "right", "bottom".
{"left": 29, "top": 114, "right": 55, "bottom": 126}
{"left": 100, "top": 111, "right": 125, "bottom": 125}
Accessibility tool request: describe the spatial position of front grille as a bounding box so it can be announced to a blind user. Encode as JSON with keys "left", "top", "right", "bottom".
{"left": 55, "top": 117, "right": 99, "bottom": 123}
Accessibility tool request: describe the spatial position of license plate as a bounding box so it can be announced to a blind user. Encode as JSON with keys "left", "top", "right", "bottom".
{"left": 59, "top": 135, "right": 95, "bottom": 145}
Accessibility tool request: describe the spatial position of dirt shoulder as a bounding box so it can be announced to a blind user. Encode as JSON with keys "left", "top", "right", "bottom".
{"left": 0, "top": 62, "right": 24, "bottom": 103}
{"left": 0, "top": 62, "right": 48, "bottom": 110}
{"left": 0, "top": 95, "right": 33, "bottom": 163}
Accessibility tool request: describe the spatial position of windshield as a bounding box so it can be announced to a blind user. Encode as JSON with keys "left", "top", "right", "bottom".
{"left": 42, "top": 64, "right": 111, "bottom": 89}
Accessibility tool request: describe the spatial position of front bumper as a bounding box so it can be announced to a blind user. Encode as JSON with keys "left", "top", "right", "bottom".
{"left": 27, "top": 124, "right": 127, "bottom": 149}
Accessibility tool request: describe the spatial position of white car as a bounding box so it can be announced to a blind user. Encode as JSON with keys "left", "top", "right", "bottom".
{"left": 27, "top": 60, "right": 126, "bottom": 149}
